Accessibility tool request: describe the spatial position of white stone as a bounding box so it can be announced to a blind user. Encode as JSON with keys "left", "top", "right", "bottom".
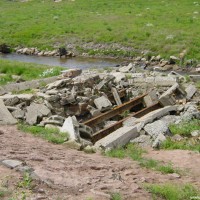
{"left": 61, "top": 116, "right": 80, "bottom": 140}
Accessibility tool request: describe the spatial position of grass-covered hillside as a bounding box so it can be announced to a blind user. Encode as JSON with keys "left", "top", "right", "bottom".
{"left": 0, "top": 0, "right": 200, "bottom": 59}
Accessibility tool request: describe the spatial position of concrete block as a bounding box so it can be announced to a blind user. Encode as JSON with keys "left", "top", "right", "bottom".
{"left": 111, "top": 87, "right": 122, "bottom": 106}
{"left": 185, "top": 84, "right": 197, "bottom": 100}
{"left": 155, "top": 76, "right": 177, "bottom": 86}
{"left": 0, "top": 99, "right": 17, "bottom": 125}
{"left": 2, "top": 159, "right": 22, "bottom": 169}
{"left": 94, "top": 96, "right": 112, "bottom": 111}
{"left": 95, "top": 125, "right": 139, "bottom": 149}
{"left": 189, "top": 75, "right": 200, "bottom": 82}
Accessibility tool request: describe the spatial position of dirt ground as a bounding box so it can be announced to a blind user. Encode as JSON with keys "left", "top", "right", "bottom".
{"left": 0, "top": 125, "right": 199, "bottom": 200}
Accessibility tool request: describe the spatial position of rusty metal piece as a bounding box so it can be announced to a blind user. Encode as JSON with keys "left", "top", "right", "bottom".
{"left": 91, "top": 102, "right": 162, "bottom": 143}
{"left": 84, "top": 93, "right": 147, "bottom": 128}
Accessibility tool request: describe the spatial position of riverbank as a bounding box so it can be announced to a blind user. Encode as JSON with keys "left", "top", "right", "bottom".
{"left": 0, "top": 0, "right": 200, "bottom": 61}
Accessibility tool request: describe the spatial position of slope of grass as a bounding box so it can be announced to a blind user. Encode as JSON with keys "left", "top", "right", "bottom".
{"left": 0, "top": 0, "right": 200, "bottom": 59}
{"left": 0, "top": 59, "right": 63, "bottom": 85}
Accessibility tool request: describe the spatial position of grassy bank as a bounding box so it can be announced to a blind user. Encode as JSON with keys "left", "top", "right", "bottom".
{"left": 0, "top": 59, "right": 63, "bottom": 85}
{"left": 0, "top": 0, "right": 200, "bottom": 59}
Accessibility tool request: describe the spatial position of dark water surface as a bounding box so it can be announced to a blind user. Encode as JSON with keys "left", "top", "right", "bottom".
{"left": 0, "top": 53, "right": 123, "bottom": 69}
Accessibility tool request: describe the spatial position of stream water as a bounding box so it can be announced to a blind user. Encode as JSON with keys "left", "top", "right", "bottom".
{"left": 0, "top": 53, "right": 123, "bottom": 69}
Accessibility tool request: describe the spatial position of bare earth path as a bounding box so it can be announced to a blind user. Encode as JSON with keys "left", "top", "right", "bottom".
{"left": 0, "top": 126, "right": 199, "bottom": 200}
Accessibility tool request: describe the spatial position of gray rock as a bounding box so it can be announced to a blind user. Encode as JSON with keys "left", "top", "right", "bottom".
{"left": 94, "top": 96, "right": 112, "bottom": 111}
{"left": 152, "top": 133, "right": 166, "bottom": 148}
{"left": 191, "top": 130, "right": 200, "bottom": 137}
{"left": 26, "top": 103, "right": 51, "bottom": 125}
{"left": 160, "top": 115, "right": 181, "bottom": 126}
{"left": 111, "top": 72, "right": 126, "bottom": 83}
{"left": 61, "top": 69, "right": 82, "bottom": 78}
{"left": 123, "top": 117, "right": 137, "bottom": 127}
{"left": 144, "top": 120, "right": 169, "bottom": 139}
{"left": 46, "top": 78, "right": 71, "bottom": 90}
{"left": 2, "top": 159, "right": 22, "bottom": 169}
{"left": 181, "top": 103, "right": 200, "bottom": 121}
{"left": 130, "top": 135, "right": 152, "bottom": 147}
{"left": 119, "top": 63, "right": 136, "bottom": 73}
{"left": 4, "top": 96, "right": 19, "bottom": 106}
{"left": 0, "top": 99, "right": 17, "bottom": 125}
{"left": 171, "top": 134, "right": 183, "bottom": 141}
{"left": 185, "top": 84, "right": 197, "bottom": 100}
{"left": 12, "top": 109, "right": 25, "bottom": 119}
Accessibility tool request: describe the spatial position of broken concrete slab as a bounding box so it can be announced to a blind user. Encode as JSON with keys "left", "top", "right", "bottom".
{"left": 159, "top": 83, "right": 185, "bottom": 106}
{"left": 111, "top": 87, "right": 122, "bottom": 106}
{"left": 130, "top": 135, "right": 152, "bottom": 147}
{"left": 46, "top": 78, "right": 71, "bottom": 90}
{"left": 185, "top": 84, "right": 197, "bottom": 100}
{"left": 189, "top": 75, "right": 200, "bottom": 82}
{"left": 61, "top": 69, "right": 82, "bottom": 78}
{"left": 95, "top": 125, "right": 139, "bottom": 149}
{"left": 144, "top": 120, "right": 169, "bottom": 139}
{"left": 135, "top": 105, "right": 178, "bottom": 131}
{"left": 154, "top": 76, "right": 177, "bottom": 86}
{"left": 0, "top": 94, "right": 34, "bottom": 102}
{"left": 152, "top": 133, "right": 166, "bottom": 148}
{"left": 60, "top": 116, "right": 80, "bottom": 141}
{"left": 12, "top": 109, "right": 25, "bottom": 119}
{"left": 119, "top": 63, "right": 136, "bottom": 73}
{"left": 111, "top": 72, "right": 126, "bottom": 83}
{"left": 2, "top": 159, "right": 22, "bottom": 169}
{"left": 0, "top": 99, "right": 18, "bottom": 125}
{"left": 0, "top": 76, "right": 58, "bottom": 95}
{"left": 26, "top": 103, "right": 51, "bottom": 125}
{"left": 94, "top": 96, "right": 112, "bottom": 111}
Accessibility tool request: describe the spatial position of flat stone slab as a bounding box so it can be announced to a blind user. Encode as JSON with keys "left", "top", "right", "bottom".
{"left": 95, "top": 125, "right": 139, "bottom": 149}
{"left": 0, "top": 99, "right": 17, "bottom": 125}
{"left": 2, "top": 159, "right": 22, "bottom": 169}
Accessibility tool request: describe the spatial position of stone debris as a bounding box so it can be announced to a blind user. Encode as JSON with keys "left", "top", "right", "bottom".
{"left": 0, "top": 99, "right": 17, "bottom": 125}
{"left": 26, "top": 103, "right": 51, "bottom": 125}
{"left": 185, "top": 84, "right": 197, "bottom": 100}
{"left": 0, "top": 64, "right": 199, "bottom": 149}
{"left": 94, "top": 96, "right": 112, "bottom": 111}
{"left": 2, "top": 159, "right": 22, "bottom": 169}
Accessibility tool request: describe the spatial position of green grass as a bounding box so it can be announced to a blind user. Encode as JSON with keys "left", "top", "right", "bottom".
{"left": 161, "top": 138, "right": 200, "bottom": 152}
{"left": 0, "top": 59, "right": 63, "bottom": 85}
{"left": 169, "top": 119, "right": 200, "bottom": 137}
{"left": 18, "top": 124, "right": 68, "bottom": 144}
{"left": 145, "top": 183, "right": 200, "bottom": 200}
{"left": 0, "top": 0, "right": 200, "bottom": 60}
{"left": 105, "top": 144, "right": 180, "bottom": 174}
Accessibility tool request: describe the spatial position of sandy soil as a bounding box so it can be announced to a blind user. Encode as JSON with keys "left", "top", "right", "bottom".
{"left": 0, "top": 125, "right": 199, "bottom": 200}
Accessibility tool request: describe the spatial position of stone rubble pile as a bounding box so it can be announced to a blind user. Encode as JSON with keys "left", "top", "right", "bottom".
{"left": 0, "top": 64, "right": 199, "bottom": 149}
